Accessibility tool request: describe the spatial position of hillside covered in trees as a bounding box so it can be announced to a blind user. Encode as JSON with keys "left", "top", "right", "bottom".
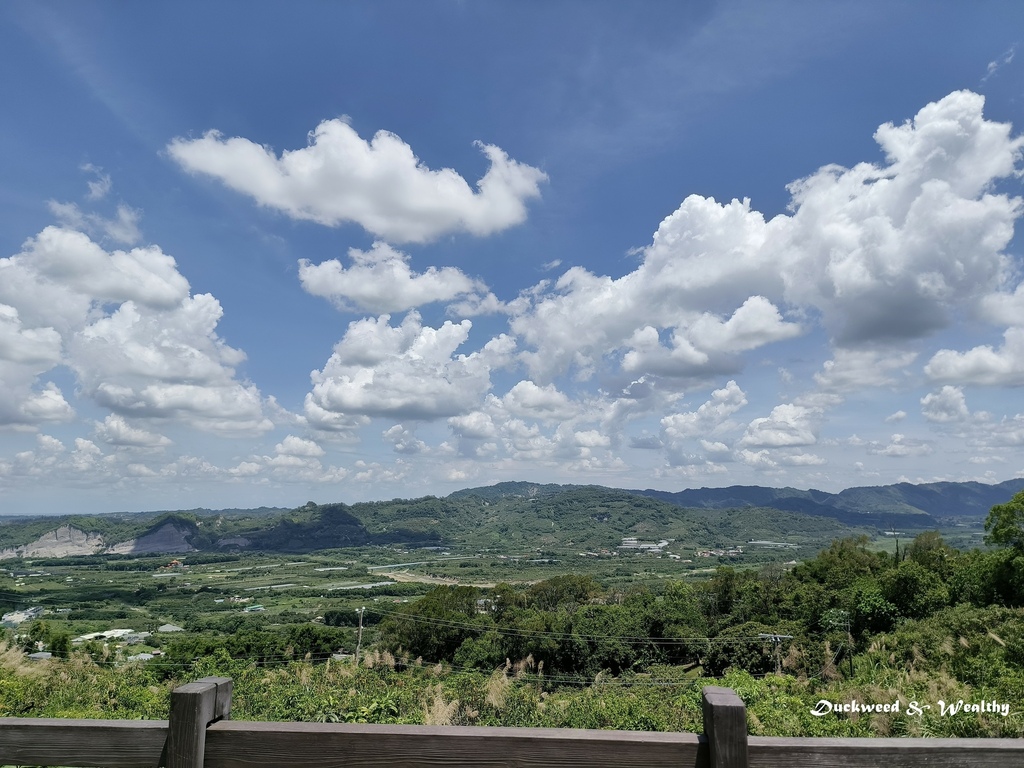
{"left": 6, "top": 477, "right": 1022, "bottom": 559}
{"left": 3, "top": 491, "right": 1023, "bottom": 738}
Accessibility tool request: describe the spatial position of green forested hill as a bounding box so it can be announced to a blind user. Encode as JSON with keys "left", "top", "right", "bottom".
{"left": 833, "top": 479, "right": 1024, "bottom": 518}
{"left": 630, "top": 477, "right": 1024, "bottom": 525}
{"left": 1, "top": 478, "right": 1021, "bottom": 558}
{"left": 347, "top": 485, "right": 855, "bottom": 551}
{"left": 0, "top": 485, "right": 855, "bottom": 557}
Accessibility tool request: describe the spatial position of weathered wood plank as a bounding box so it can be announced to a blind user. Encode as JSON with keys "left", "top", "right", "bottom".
{"left": 702, "top": 686, "right": 748, "bottom": 768}
{"left": 195, "top": 675, "right": 233, "bottom": 721}
{"left": 748, "top": 735, "right": 1024, "bottom": 767}
{"left": 203, "top": 721, "right": 707, "bottom": 768}
{"left": 0, "top": 717, "right": 167, "bottom": 767}
{"left": 167, "top": 679, "right": 219, "bottom": 768}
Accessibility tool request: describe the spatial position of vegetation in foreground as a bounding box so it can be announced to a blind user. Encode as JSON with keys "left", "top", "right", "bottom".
{"left": 1, "top": 641, "right": 1021, "bottom": 738}
{"left": 1, "top": 491, "right": 1023, "bottom": 738}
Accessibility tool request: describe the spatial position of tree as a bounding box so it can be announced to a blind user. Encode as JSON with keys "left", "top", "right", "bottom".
{"left": 702, "top": 621, "right": 778, "bottom": 676}
{"left": 49, "top": 631, "right": 71, "bottom": 659}
{"left": 525, "top": 574, "right": 601, "bottom": 613}
{"left": 378, "top": 585, "right": 483, "bottom": 661}
{"left": 849, "top": 583, "right": 899, "bottom": 636}
{"left": 880, "top": 560, "right": 949, "bottom": 620}
{"left": 794, "top": 536, "right": 890, "bottom": 592}
{"left": 948, "top": 548, "right": 1024, "bottom": 607}
{"left": 985, "top": 491, "right": 1024, "bottom": 551}
{"left": 23, "top": 620, "right": 48, "bottom": 652}
{"left": 906, "top": 530, "right": 954, "bottom": 575}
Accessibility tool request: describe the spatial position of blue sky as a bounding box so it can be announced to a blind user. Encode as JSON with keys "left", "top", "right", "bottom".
{"left": 2, "top": 1, "right": 1024, "bottom": 515}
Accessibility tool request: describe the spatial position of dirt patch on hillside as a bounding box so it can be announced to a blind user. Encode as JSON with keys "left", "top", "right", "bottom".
{"left": 0, "top": 525, "right": 104, "bottom": 559}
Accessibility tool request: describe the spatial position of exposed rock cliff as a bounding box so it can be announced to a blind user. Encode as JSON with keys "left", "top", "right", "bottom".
{"left": 0, "top": 524, "right": 105, "bottom": 559}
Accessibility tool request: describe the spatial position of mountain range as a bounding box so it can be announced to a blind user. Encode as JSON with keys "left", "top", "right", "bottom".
{"left": 630, "top": 477, "right": 1024, "bottom": 525}
{"left": 1, "top": 478, "right": 1020, "bottom": 560}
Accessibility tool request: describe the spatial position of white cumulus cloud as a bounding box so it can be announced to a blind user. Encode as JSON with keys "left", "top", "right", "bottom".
{"left": 70, "top": 295, "right": 270, "bottom": 435}
{"left": 306, "top": 312, "right": 514, "bottom": 422}
{"left": 95, "top": 415, "right": 171, "bottom": 448}
{"left": 81, "top": 163, "right": 112, "bottom": 200}
{"left": 510, "top": 90, "right": 1022, "bottom": 389}
{"left": 739, "top": 403, "right": 819, "bottom": 448}
{"left": 778, "top": 90, "right": 1021, "bottom": 345}
{"left": 661, "top": 380, "right": 748, "bottom": 441}
{"left": 298, "top": 241, "right": 488, "bottom": 313}
{"left": 500, "top": 380, "right": 578, "bottom": 422}
{"left": 687, "top": 295, "right": 802, "bottom": 353}
{"left": 920, "top": 386, "right": 971, "bottom": 423}
{"left": 447, "top": 411, "right": 497, "bottom": 440}
{"left": 0, "top": 225, "right": 271, "bottom": 435}
{"left": 0, "top": 304, "right": 70, "bottom": 427}
{"left": 2, "top": 227, "right": 189, "bottom": 333}
{"left": 274, "top": 435, "right": 325, "bottom": 457}
{"left": 382, "top": 424, "right": 427, "bottom": 455}
{"left": 925, "top": 327, "right": 1024, "bottom": 386}
{"left": 168, "top": 120, "right": 547, "bottom": 243}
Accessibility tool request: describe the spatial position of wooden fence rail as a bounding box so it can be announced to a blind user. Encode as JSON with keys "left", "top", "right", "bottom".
{"left": 1, "top": 677, "right": 1022, "bottom": 768}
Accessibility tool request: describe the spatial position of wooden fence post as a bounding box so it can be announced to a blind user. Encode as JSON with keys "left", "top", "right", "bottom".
{"left": 701, "top": 686, "right": 748, "bottom": 768}
{"left": 166, "top": 676, "right": 233, "bottom": 768}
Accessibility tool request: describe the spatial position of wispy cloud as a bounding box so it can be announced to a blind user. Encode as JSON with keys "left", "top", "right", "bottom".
{"left": 81, "top": 163, "right": 111, "bottom": 200}
{"left": 982, "top": 44, "right": 1016, "bottom": 83}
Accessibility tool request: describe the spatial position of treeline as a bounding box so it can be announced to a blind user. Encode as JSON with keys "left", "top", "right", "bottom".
{"left": 159, "top": 620, "right": 351, "bottom": 673}
{"left": 376, "top": 512, "right": 1024, "bottom": 682}
{"left": 4, "top": 552, "right": 244, "bottom": 569}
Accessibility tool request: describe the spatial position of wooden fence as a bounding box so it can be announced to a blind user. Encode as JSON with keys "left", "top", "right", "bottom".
{"left": 1, "top": 676, "right": 1022, "bottom": 767}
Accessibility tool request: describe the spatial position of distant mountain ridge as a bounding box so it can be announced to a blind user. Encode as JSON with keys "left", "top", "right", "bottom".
{"left": 625, "top": 478, "right": 1024, "bottom": 524}
{"left": 0, "top": 478, "right": 1020, "bottom": 559}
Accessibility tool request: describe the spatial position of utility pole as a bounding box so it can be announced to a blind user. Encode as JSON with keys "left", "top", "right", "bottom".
{"left": 759, "top": 633, "right": 793, "bottom": 675}
{"left": 824, "top": 610, "right": 854, "bottom": 677}
{"left": 354, "top": 606, "right": 365, "bottom": 666}
{"left": 848, "top": 627, "right": 855, "bottom": 677}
